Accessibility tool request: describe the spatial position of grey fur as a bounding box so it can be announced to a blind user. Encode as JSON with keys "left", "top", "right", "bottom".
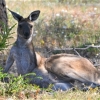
{"left": 3, "top": 10, "right": 73, "bottom": 91}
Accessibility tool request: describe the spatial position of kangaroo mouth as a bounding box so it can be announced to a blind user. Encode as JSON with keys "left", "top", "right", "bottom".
{"left": 24, "top": 35, "right": 30, "bottom": 39}
{"left": 24, "top": 37, "right": 29, "bottom": 39}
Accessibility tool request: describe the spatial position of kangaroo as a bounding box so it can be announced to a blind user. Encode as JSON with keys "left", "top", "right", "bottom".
{"left": 3, "top": 10, "right": 73, "bottom": 91}
{"left": 34, "top": 53, "right": 100, "bottom": 90}
{"left": 3, "top": 9, "right": 100, "bottom": 91}
{"left": 45, "top": 54, "right": 100, "bottom": 87}
{"left": 3, "top": 9, "right": 39, "bottom": 75}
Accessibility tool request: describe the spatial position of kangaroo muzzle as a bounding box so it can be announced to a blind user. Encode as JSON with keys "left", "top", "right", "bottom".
{"left": 24, "top": 32, "right": 30, "bottom": 39}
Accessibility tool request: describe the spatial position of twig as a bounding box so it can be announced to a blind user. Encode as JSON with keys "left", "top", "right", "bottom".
{"left": 73, "top": 48, "right": 81, "bottom": 56}
{"left": 53, "top": 45, "right": 100, "bottom": 51}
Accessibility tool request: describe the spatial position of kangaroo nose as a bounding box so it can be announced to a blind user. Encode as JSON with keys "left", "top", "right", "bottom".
{"left": 24, "top": 32, "right": 30, "bottom": 39}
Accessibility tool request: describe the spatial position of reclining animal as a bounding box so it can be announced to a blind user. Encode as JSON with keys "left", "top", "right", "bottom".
{"left": 3, "top": 9, "right": 100, "bottom": 91}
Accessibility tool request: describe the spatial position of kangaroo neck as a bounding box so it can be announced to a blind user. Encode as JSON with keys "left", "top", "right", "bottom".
{"left": 16, "top": 36, "right": 33, "bottom": 48}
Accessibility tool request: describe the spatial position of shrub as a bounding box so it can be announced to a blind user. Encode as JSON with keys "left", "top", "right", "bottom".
{"left": 0, "top": 23, "right": 16, "bottom": 50}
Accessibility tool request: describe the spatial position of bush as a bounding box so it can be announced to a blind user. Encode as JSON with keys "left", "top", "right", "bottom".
{"left": 0, "top": 23, "right": 16, "bottom": 50}
{"left": 34, "top": 9, "right": 100, "bottom": 49}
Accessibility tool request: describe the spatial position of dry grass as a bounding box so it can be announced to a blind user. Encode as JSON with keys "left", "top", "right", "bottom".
{"left": 6, "top": 0, "right": 100, "bottom": 48}
{"left": 1, "top": 88, "right": 100, "bottom": 100}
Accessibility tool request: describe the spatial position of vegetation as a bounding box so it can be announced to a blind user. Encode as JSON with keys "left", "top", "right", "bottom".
{"left": 6, "top": 0, "right": 100, "bottom": 49}
{"left": 0, "top": 23, "right": 16, "bottom": 50}
{"left": 0, "top": 67, "right": 41, "bottom": 99}
{"left": 0, "top": 0, "right": 100, "bottom": 99}
{"left": 0, "top": 66, "right": 100, "bottom": 100}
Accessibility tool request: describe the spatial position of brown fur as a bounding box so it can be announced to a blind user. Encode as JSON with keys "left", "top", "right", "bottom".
{"left": 45, "top": 53, "right": 100, "bottom": 84}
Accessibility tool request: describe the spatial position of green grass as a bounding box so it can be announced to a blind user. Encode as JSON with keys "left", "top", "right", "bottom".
{"left": 0, "top": 68, "right": 100, "bottom": 100}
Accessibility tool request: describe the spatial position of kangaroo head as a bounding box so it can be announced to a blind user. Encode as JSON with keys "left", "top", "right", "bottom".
{"left": 9, "top": 9, "right": 40, "bottom": 40}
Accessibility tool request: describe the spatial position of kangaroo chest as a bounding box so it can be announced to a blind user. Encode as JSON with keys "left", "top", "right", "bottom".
{"left": 12, "top": 47, "right": 36, "bottom": 74}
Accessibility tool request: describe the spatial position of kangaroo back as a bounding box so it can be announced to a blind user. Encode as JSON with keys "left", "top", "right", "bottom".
{"left": 45, "top": 53, "right": 100, "bottom": 85}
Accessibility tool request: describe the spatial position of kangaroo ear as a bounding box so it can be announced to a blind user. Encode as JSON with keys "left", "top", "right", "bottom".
{"left": 8, "top": 9, "right": 23, "bottom": 22}
{"left": 28, "top": 10, "right": 40, "bottom": 22}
